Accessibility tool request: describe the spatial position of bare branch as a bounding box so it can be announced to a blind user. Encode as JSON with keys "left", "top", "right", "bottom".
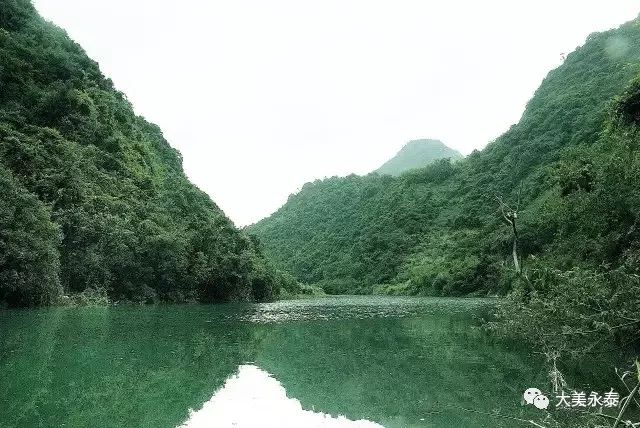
{"left": 614, "top": 381, "right": 639, "bottom": 428}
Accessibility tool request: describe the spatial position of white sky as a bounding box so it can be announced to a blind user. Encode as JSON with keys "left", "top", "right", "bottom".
{"left": 32, "top": 1, "right": 640, "bottom": 226}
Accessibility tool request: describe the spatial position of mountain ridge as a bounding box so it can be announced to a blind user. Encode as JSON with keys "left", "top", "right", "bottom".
{"left": 249, "top": 16, "right": 640, "bottom": 297}
{"left": 374, "top": 139, "right": 462, "bottom": 176}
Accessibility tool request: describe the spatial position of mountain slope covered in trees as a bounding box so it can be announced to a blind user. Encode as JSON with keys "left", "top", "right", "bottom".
{"left": 250, "top": 17, "right": 640, "bottom": 297}
{"left": 0, "top": 0, "right": 292, "bottom": 307}
{"left": 374, "top": 139, "right": 462, "bottom": 176}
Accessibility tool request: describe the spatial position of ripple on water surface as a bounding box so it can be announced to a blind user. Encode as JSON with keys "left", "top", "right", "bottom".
{"left": 235, "top": 296, "right": 493, "bottom": 324}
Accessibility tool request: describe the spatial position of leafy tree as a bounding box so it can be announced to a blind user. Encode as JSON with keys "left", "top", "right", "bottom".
{"left": 0, "top": 0, "right": 286, "bottom": 306}
{"left": 0, "top": 164, "right": 61, "bottom": 306}
{"left": 251, "top": 16, "right": 640, "bottom": 310}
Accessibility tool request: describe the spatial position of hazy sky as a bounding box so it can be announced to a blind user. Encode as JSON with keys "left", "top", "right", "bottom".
{"left": 33, "top": 1, "right": 640, "bottom": 226}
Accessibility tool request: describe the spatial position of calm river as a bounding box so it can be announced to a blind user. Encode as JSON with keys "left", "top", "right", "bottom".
{"left": 0, "top": 296, "right": 615, "bottom": 427}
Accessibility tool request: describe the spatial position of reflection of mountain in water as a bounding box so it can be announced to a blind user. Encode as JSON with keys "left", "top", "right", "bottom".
{"left": 178, "top": 364, "right": 382, "bottom": 428}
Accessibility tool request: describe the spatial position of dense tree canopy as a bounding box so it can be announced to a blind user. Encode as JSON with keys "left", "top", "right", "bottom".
{"left": 250, "top": 17, "right": 640, "bottom": 299}
{"left": 0, "top": 163, "right": 61, "bottom": 306}
{"left": 0, "top": 0, "right": 290, "bottom": 307}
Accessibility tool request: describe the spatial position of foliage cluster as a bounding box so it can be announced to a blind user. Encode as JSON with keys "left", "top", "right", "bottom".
{"left": 0, "top": 1, "right": 288, "bottom": 306}
{"left": 251, "top": 18, "right": 640, "bottom": 301}
{"left": 250, "top": 18, "right": 640, "bottom": 360}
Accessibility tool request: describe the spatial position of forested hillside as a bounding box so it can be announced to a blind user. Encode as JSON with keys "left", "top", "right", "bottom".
{"left": 0, "top": 0, "right": 291, "bottom": 307}
{"left": 374, "top": 139, "right": 462, "bottom": 176}
{"left": 250, "top": 17, "right": 640, "bottom": 297}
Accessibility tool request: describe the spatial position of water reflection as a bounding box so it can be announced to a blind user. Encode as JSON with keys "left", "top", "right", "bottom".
{"left": 252, "top": 302, "right": 540, "bottom": 427}
{"left": 0, "top": 297, "right": 610, "bottom": 428}
{"left": 0, "top": 306, "right": 256, "bottom": 427}
{"left": 179, "top": 364, "right": 382, "bottom": 427}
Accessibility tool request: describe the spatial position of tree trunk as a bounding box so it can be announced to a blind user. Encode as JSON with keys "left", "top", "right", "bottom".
{"left": 511, "top": 220, "right": 521, "bottom": 274}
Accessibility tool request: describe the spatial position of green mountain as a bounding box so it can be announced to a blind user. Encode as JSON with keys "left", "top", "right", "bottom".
{"left": 374, "top": 139, "right": 462, "bottom": 176}
{"left": 250, "top": 16, "right": 640, "bottom": 298}
{"left": 0, "top": 0, "right": 291, "bottom": 307}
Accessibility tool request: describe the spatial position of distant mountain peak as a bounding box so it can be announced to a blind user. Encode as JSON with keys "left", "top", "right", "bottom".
{"left": 374, "top": 139, "right": 462, "bottom": 176}
{"left": 405, "top": 138, "right": 444, "bottom": 147}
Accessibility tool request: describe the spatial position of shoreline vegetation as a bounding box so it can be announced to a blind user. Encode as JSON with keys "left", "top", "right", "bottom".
{"left": 3, "top": 283, "right": 328, "bottom": 308}
{"left": 250, "top": 10, "right": 640, "bottom": 367}
{"left": 1, "top": 2, "right": 640, "bottom": 426}
{"left": 0, "top": 0, "right": 293, "bottom": 308}
{"left": 246, "top": 14, "right": 640, "bottom": 426}
{"left": 1, "top": 0, "right": 639, "bottom": 353}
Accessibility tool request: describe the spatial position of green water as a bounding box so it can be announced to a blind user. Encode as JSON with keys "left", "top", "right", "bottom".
{"left": 0, "top": 296, "right": 611, "bottom": 427}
